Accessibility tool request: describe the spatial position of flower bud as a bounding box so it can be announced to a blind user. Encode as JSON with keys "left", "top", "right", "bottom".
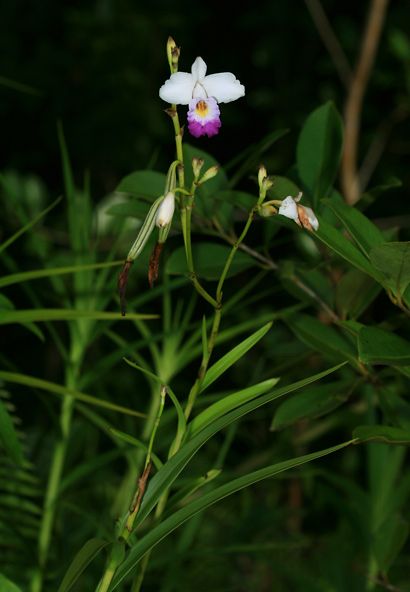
{"left": 259, "top": 204, "right": 277, "bottom": 217}
{"left": 258, "top": 164, "right": 267, "bottom": 189}
{"left": 197, "top": 165, "right": 219, "bottom": 185}
{"left": 192, "top": 156, "right": 205, "bottom": 179}
{"left": 262, "top": 176, "right": 274, "bottom": 192}
{"left": 166, "top": 37, "right": 180, "bottom": 73}
{"left": 156, "top": 192, "right": 175, "bottom": 227}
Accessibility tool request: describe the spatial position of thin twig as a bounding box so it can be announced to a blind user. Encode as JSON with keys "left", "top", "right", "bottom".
{"left": 365, "top": 574, "right": 409, "bottom": 592}
{"left": 341, "top": 0, "right": 390, "bottom": 205}
{"left": 304, "top": 0, "right": 353, "bottom": 88}
{"left": 215, "top": 228, "right": 340, "bottom": 322}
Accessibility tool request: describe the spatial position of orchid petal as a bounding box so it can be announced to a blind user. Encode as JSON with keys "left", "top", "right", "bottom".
{"left": 300, "top": 205, "right": 319, "bottom": 231}
{"left": 159, "top": 72, "right": 196, "bottom": 105}
{"left": 278, "top": 196, "right": 299, "bottom": 221}
{"left": 191, "top": 57, "right": 207, "bottom": 81}
{"left": 202, "top": 72, "right": 245, "bottom": 103}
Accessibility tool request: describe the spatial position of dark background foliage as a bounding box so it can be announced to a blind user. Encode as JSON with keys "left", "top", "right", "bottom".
{"left": 1, "top": 0, "right": 409, "bottom": 201}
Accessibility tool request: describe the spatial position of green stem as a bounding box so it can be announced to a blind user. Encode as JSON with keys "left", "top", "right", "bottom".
{"left": 31, "top": 361, "right": 79, "bottom": 592}
{"left": 216, "top": 199, "right": 262, "bottom": 303}
{"left": 183, "top": 306, "right": 222, "bottom": 420}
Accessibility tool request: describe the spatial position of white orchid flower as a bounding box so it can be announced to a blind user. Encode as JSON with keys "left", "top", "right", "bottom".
{"left": 159, "top": 57, "right": 245, "bottom": 138}
{"left": 278, "top": 192, "right": 319, "bottom": 232}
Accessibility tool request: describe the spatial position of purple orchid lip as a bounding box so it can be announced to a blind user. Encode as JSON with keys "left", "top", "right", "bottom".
{"left": 187, "top": 97, "right": 222, "bottom": 137}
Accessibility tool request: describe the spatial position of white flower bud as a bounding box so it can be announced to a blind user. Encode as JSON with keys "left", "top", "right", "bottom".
{"left": 156, "top": 192, "right": 175, "bottom": 228}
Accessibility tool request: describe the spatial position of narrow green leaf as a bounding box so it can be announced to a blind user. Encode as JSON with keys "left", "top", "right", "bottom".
{"left": 296, "top": 102, "right": 344, "bottom": 207}
{"left": 201, "top": 316, "right": 208, "bottom": 362}
{"left": 314, "top": 215, "right": 384, "bottom": 282}
{"left": 0, "top": 397, "right": 24, "bottom": 466}
{"left": 187, "top": 378, "right": 279, "bottom": 440}
{"left": 322, "top": 195, "right": 385, "bottom": 257}
{"left": 57, "top": 538, "right": 111, "bottom": 592}
{"left": 200, "top": 322, "right": 273, "bottom": 392}
{"left": 107, "top": 428, "right": 163, "bottom": 469}
{"left": 373, "top": 514, "right": 409, "bottom": 574}
{"left": 164, "top": 468, "right": 223, "bottom": 517}
{"left": 0, "top": 372, "right": 147, "bottom": 418}
{"left": 166, "top": 244, "right": 254, "bottom": 281}
{"left": 128, "top": 363, "right": 346, "bottom": 539}
{"left": 369, "top": 242, "right": 410, "bottom": 299}
{"left": 0, "top": 196, "right": 62, "bottom": 255}
{"left": 353, "top": 425, "right": 410, "bottom": 445}
{"left": 109, "top": 440, "right": 352, "bottom": 590}
{"left": 0, "top": 309, "right": 157, "bottom": 325}
{"left": 116, "top": 170, "right": 167, "bottom": 200}
{"left": 122, "top": 359, "right": 186, "bottom": 434}
{"left": 358, "top": 326, "right": 410, "bottom": 366}
{"left": 0, "top": 261, "right": 123, "bottom": 289}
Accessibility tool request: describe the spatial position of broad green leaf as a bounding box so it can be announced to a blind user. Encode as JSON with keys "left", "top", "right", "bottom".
{"left": 279, "top": 265, "right": 334, "bottom": 309}
{"left": 0, "top": 573, "right": 24, "bottom": 592}
{"left": 200, "top": 322, "right": 273, "bottom": 392}
{"left": 0, "top": 196, "right": 62, "bottom": 255}
{"left": 116, "top": 170, "right": 167, "bottom": 200}
{"left": 337, "top": 320, "right": 365, "bottom": 337}
{"left": 0, "top": 261, "right": 123, "bottom": 289}
{"left": 271, "top": 381, "right": 351, "bottom": 430}
{"left": 105, "top": 200, "right": 151, "bottom": 219}
{"left": 282, "top": 313, "right": 360, "bottom": 369}
{"left": 268, "top": 175, "right": 301, "bottom": 203}
{"left": 0, "top": 372, "right": 147, "bottom": 418}
{"left": 57, "top": 538, "right": 111, "bottom": 592}
{"left": 0, "top": 397, "right": 24, "bottom": 466}
{"left": 296, "top": 102, "right": 344, "bottom": 208}
{"left": 370, "top": 242, "right": 410, "bottom": 299}
{"left": 213, "top": 190, "right": 255, "bottom": 212}
{"left": 226, "top": 129, "right": 289, "bottom": 188}
{"left": 353, "top": 425, "right": 410, "bottom": 445}
{"left": 109, "top": 440, "right": 352, "bottom": 590}
{"left": 166, "top": 244, "right": 254, "bottom": 281}
{"left": 126, "top": 363, "right": 346, "bottom": 538}
{"left": 358, "top": 326, "right": 410, "bottom": 366}
{"left": 336, "top": 269, "right": 381, "bottom": 320}
{"left": 225, "top": 129, "right": 289, "bottom": 174}
{"left": 322, "top": 195, "right": 385, "bottom": 257}
{"left": 0, "top": 309, "right": 157, "bottom": 325}
{"left": 314, "top": 215, "right": 384, "bottom": 282}
{"left": 187, "top": 378, "right": 279, "bottom": 440}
